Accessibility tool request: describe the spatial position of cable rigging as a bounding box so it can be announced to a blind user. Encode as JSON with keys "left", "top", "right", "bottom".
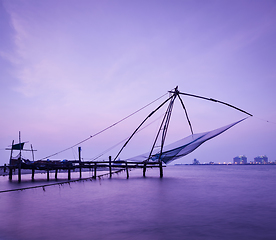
{"left": 89, "top": 113, "right": 165, "bottom": 161}
{"left": 113, "top": 86, "right": 253, "bottom": 162}
{"left": 39, "top": 87, "right": 254, "bottom": 161}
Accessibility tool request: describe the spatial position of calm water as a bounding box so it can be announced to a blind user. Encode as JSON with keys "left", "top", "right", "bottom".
{"left": 0, "top": 165, "right": 275, "bottom": 240}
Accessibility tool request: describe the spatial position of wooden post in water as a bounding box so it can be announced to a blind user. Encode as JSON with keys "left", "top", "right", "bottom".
{"left": 9, "top": 167, "right": 13, "bottom": 180}
{"left": 32, "top": 168, "right": 35, "bottom": 181}
{"left": 18, "top": 161, "right": 21, "bottom": 182}
{"left": 143, "top": 162, "right": 147, "bottom": 177}
{"left": 126, "top": 161, "right": 129, "bottom": 179}
{"left": 78, "top": 147, "right": 82, "bottom": 179}
{"left": 55, "top": 169, "right": 58, "bottom": 179}
{"left": 109, "top": 156, "right": 112, "bottom": 178}
{"left": 68, "top": 168, "right": 71, "bottom": 180}
{"left": 159, "top": 161, "right": 163, "bottom": 178}
{"left": 47, "top": 168, "right": 50, "bottom": 181}
{"left": 93, "top": 163, "right": 97, "bottom": 179}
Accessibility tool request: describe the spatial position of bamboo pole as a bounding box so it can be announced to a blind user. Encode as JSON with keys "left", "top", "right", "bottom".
{"left": 31, "top": 144, "right": 35, "bottom": 162}
{"left": 9, "top": 140, "right": 14, "bottom": 180}
{"left": 93, "top": 163, "right": 97, "bottom": 179}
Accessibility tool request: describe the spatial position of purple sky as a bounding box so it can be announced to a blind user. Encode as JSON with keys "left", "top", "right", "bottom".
{"left": 0, "top": 0, "right": 275, "bottom": 165}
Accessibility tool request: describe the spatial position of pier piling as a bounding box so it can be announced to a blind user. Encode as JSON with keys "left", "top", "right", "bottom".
{"left": 93, "top": 163, "right": 97, "bottom": 179}
{"left": 4, "top": 159, "right": 165, "bottom": 182}
{"left": 32, "top": 169, "right": 35, "bottom": 181}
{"left": 159, "top": 161, "right": 163, "bottom": 178}
{"left": 143, "top": 162, "right": 146, "bottom": 177}
{"left": 126, "top": 161, "right": 129, "bottom": 179}
{"left": 18, "top": 157, "right": 22, "bottom": 182}
{"left": 9, "top": 167, "right": 12, "bottom": 180}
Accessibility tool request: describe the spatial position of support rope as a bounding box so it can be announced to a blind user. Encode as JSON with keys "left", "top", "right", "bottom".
{"left": 177, "top": 94, "right": 194, "bottom": 135}
{"left": 113, "top": 95, "right": 174, "bottom": 161}
{"left": 89, "top": 113, "right": 165, "bottom": 161}
{"left": 175, "top": 91, "right": 253, "bottom": 116}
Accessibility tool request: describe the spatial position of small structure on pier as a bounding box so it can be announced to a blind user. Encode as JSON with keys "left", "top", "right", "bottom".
{"left": 5, "top": 132, "right": 37, "bottom": 182}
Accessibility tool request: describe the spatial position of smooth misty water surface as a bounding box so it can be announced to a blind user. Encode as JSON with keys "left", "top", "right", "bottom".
{"left": 0, "top": 165, "right": 275, "bottom": 240}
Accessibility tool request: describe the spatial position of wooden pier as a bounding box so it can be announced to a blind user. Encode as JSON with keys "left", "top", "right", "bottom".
{"left": 6, "top": 158, "right": 164, "bottom": 182}
{"left": 4, "top": 87, "right": 253, "bottom": 184}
